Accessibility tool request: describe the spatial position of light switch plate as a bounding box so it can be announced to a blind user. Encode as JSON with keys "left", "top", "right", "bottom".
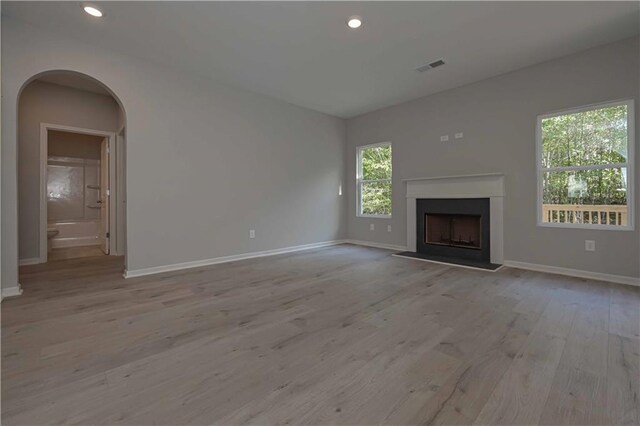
{"left": 440, "top": 135, "right": 449, "bottom": 142}
{"left": 387, "top": 225, "right": 392, "bottom": 232}
{"left": 455, "top": 132, "right": 464, "bottom": 139}
{"left": 249, "top": 229, "right": 255, "bottom": 239}
{"left": 370, "top": 223, "right": 375, "bottom": 231}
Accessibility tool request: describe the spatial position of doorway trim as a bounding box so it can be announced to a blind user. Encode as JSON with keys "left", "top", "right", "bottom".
{"left": 39, "top": 123, "right": 117, "bottom": 263}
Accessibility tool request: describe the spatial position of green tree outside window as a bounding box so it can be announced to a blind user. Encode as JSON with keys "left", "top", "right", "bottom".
{"left": 538, "top": 101, "right": 631, "bottom": 227}
{"left": 358, "top": 144, "right": 392, "bottom": 216}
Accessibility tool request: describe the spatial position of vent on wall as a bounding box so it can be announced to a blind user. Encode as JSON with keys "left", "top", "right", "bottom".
{"left": 416, "top": 58, "right": 446, "bottom": 73}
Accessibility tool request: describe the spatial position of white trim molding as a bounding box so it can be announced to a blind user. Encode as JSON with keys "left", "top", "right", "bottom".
{"left": 344, "top": 239, "right": 407, "bottom": 252}
{"left": 1, "top": 285, "right": 23, "bottom": 301}
{"left": 402, "top": 173, "right": 504, "bottom": 183}
{"left": 124, "top": 240, "right": 346, "bottom": 278}
{"left": 19, "top": 257, "right": 42, "bottom": 266}
{"left": 125, "top": 239, "right": 412, "bottom": 278}
{"left": 504, "top": 260, "right": 640, "bottom": 287}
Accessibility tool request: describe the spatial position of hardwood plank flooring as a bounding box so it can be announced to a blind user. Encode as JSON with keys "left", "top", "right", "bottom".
{"left": 2, "top": 244, "right": 638, "bottom": 425}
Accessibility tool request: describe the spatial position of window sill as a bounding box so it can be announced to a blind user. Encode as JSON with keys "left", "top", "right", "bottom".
{"left": 358, "top": 214, "right": 392, "bottom": 219}
{"left": 537, "top": 222, "right": 634, "bottom": 232}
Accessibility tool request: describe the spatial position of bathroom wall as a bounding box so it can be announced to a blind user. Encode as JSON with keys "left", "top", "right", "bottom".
{"left": 47, "top": 132, "right": 104, "bottom": 249}
{"left": 47, "top": 131, "right": 103, "bottom": 224}
{"left": 47, "top": 155, "right": 102, "bottom": 249}
{"left": 47, "top": 131, "right": 104, "bottom": 223}
{"left": 48, "top": 130, "right": 102, "bottom": 160}
{"left": 47, "top": 156, "right": 100, "bottom": 222}
{"left": 16, "top": 80, "right": 120, "bottom": 261}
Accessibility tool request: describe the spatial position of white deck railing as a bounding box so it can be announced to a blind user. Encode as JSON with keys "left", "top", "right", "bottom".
{"left": 542, "top": 204, "right": 628, "bottom": 226}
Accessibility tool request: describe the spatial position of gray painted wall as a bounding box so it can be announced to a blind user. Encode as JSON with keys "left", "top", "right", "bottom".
{"left": 2, "top": 17, "right": 636, "bottom": 290}
{"left": 347, "top": 37, "right": 639, "bottom": 279}
{"left": 18, "top": 81, "right": 120, "bottom": 260}
{"left": 2, "top": 17, "right": 347, "bottom": 288}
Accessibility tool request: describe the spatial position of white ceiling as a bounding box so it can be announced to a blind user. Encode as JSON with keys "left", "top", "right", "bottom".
{"left": 4, "top": 2, "right": 638, "bottom": 118}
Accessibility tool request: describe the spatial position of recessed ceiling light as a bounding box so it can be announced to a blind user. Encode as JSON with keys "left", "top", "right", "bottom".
{"left": 347, "top": 16, "right": 362, "bottom": 29}
{"left": 83, "top": 5, "right": 103, "bottom": 18}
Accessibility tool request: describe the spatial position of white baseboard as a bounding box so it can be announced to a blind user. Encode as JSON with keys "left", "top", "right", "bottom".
{"left": 124, "top": 240, "right": 346, "bottom": 278}
{"left": 19, "top": 257, "right": 42, "bottom": 266}
{"left": 344, "top": 239, "right": 407, "bottom": 252}
{"left": 503, "top": 260, "right": 640, "bottom": 287}
{"left": 1, "top": 285, "right": 23, "bottom": 301}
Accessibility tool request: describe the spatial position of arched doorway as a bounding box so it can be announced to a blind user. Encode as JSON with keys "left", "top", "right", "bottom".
{"left": 16, "top": 70, "right": 127, "bottom": 270}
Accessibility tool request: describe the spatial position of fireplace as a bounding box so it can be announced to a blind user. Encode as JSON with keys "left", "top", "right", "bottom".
{"left": 425, "top": 213, "right": 481, "bottom": 249}
{"left": 416, "top": 198, "right": 491, "bottom": 264}
{"left": 402, "top": 174, "right": 504, "bottom": 268}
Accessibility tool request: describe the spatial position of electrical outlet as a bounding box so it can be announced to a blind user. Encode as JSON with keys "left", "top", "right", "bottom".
{"left": 249, "top": 229, "right": 255, "bottom": 239}
{"left": 370, "top": 223, "right": 375, "bottom": 231}
{"left": 440, "top": 135, "right": 449, "bottom": 142}
{"left": 455, "top": 132, "right": 464, "bottom": 139}
{"left": 387, "top": 225, "right": 392, "bottom": 232}
{"left": 585, "top": 240, "right": 595, "bottom": 252}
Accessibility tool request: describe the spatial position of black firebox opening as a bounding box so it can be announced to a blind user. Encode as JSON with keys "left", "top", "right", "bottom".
{"left": 425, "top": 213, "right": 481, "bottom": 249}
{"left": 416, "top": 198, "right": 490, "bottom": 263}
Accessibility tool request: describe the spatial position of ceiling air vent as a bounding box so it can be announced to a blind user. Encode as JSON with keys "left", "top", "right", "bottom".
{"left": 416, "top": 58, "right": 446, "bottom": 73}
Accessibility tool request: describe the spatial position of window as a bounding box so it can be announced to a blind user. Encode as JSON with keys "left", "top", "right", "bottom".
{"left": 357, "top": 142, "right": 392, "bottom": 217}
{"left": 537, "top": 100, "right": 634, "bottom": 230}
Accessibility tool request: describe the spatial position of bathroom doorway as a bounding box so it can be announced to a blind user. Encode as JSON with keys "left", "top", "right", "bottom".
{"left": 44, "top": 126, "right": 115, "bottom": 262}
{"left": 17, "top": 71, "right": 126, "bottom": 266}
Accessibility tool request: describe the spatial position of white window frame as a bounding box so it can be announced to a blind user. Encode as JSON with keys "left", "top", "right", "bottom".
{"left": 357, "top": 141, "right": 392, "bottom": 219}
{"left": 536, "top": 99, "right": 634, "bottom": 231}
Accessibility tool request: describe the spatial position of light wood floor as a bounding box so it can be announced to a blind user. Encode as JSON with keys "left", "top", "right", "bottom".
{"left": 2, "top": 244, "right": 639, "bottom": 425}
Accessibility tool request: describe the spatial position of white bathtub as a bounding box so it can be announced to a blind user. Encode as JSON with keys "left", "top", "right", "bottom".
{"left": 49, "top": 220, "right": 101, "bottom": 249}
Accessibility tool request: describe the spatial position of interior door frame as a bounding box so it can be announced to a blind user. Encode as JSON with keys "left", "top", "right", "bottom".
{"left": 39, "top": 123, "right": 117, "bottom": 263}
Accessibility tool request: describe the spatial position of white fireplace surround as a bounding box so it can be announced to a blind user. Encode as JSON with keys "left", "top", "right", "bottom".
{"left": 405, "top": 173, "right": 504, "bottom": 264}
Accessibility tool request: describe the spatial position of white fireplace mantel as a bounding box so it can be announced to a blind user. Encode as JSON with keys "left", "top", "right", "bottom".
{"left": 405, "top": 173, "right": 504, "bottom": 264}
